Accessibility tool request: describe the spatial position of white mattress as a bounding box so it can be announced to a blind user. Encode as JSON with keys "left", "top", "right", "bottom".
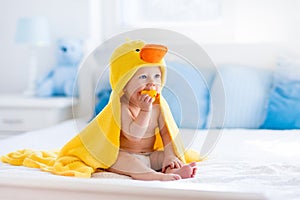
{"left": 1, "top": 119, "right": 300, "bottom": 200}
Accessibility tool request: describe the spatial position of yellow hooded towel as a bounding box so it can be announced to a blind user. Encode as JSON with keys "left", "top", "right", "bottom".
{"left": 1, "top": 40, "right": 201, "bottom": 178}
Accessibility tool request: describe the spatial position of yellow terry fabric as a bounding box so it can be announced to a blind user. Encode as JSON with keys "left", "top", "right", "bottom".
{"left": 1, "top": 149, "right": 94, "bottom": 178}
{"left": 1, "top": 40, "right": 201, "bottom": 178}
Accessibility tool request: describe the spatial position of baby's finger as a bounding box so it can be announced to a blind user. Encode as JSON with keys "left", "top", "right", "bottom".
{"left": 173, "top": 161, "right": 181, "bottom": 169}
{"left": 140, "top": 94, "right": 151, "bottom": 103}
{"left": 169, "top": 162, "right": 175, "bottom": 169}
{"left": 138, "top": 94, "right": 145, "bottom": 102}
{"left": 177, "top": 161, "right": 183, "bottom": 168}
{"left": 162, "top": 164, "right": 170, "bottom": 173}
{"left": 145, "top": 95, "right": 153, "bottom": 103}
{"left": 142, "top": 94, "right": 149, "bottom": 100}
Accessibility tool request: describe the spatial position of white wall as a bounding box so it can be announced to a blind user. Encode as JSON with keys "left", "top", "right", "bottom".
{"left": 1, "top": 0, "right": 300, "bottom": 94}
{"left": 0, "top": 0, "right": 91, "bottom": 93}
{"left": 234, "top": 0, "right": 300, "bottom": 43}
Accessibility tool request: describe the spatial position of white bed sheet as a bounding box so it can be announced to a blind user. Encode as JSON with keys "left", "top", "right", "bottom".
{"left": 1, "top": 119, "right": 300, "bottom": 200}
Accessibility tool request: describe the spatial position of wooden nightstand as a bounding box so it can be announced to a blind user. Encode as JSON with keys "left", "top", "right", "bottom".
{"left": 0, "top": 95, "right": 77, "bottom": 139}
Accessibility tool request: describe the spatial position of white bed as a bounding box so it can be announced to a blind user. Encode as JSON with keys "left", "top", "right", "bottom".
{"left": 1, "top": 119, "right": 299, "bottom": 200}
{"left": 1, "top": 31, "right": 300, "bottom": 200}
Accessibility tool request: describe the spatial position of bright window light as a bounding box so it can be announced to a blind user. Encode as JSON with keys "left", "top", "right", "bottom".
{"left": 120, "top": 0, "right": 221, "bottom": 26}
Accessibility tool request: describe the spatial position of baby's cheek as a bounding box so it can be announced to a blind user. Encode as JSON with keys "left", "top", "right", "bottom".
{"left": 156, "top": 86, "right": 162, "bottom": 93}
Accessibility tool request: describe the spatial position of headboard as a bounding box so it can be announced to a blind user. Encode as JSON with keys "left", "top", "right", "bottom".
{"left": 74, "top": 41, "right": 298, "bottom": 120}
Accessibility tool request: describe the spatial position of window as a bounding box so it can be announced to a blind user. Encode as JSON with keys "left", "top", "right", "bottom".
{"left": 120, "top": 0, "right": 221, "bottom": 26}
{"left": 101, "top": 0, "right": 235, "bottom": 43}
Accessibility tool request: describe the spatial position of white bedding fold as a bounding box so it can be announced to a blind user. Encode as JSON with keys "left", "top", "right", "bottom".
{"left": 0, "top": 119, "right": 300, "bottom": 200}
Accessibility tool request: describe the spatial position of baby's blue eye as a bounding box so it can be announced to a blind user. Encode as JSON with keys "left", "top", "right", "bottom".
{"left": 139, "top": 75, "right": 147, "bottom": 79}
{"left": 154, "top": 74, "right": 161, "bottom": 79}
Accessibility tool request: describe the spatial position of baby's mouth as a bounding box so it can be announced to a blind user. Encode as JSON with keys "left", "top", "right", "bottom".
{"left": 140, "top": 89, "right": 160, "bottom": 104}
{"left": 140, "top": 89, "right": 158, "bottom": 98}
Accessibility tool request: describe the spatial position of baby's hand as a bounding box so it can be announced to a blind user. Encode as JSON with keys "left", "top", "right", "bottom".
{"left": 162, "top": 155, "right": 184, "bottom": 173}
{"left": 138, "top": 93, "right": 154, "bottom": 112}
{"left": 140, "top": 90, "right": 160, "bottom": 105}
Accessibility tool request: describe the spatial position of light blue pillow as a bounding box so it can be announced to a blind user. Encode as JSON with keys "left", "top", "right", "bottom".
{"left": 94, "top": 89, "right": 111, "bottom": 116}
{"left": 207, "top": 65, "right": 272, "bottom": 129}
{"left": 261, "top": 58, "right": 300, "bottom": 129}
{"left": 93, "top": 68, "right": 111, "bottom": 117}
{"left": 163, "top": 61, "right": 213, "bottom": 129}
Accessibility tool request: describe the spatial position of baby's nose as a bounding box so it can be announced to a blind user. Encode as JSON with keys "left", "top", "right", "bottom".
{"left": 146, "top": 82, "right": 155, "bottom": 87}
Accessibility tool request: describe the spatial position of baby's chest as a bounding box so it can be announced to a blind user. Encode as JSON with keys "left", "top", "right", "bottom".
{"left": 147, "top": 109, "right": 160, "bottom": 133}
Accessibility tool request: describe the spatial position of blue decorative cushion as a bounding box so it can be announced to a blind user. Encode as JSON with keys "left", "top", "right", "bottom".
{"left": 163, "top": 61, "right": 213, "bottom": 129}
{"left": 94, "top": 89, "right": 111, "bottom": 116}
{"left": 207, "top": 65, "right": 272, "bottom": 129}
{"left": 261, "top": 58, "right": 300, "bottom": 129}
{"left": 93, "top": 69, "right": 111, "bottom": 117}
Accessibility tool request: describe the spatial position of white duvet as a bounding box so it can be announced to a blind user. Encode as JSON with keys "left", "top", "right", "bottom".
{"left": 0, "top": 119, "right": 300, "bottom": 200}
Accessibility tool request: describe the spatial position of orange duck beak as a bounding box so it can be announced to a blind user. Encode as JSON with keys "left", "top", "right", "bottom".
{"left": 140, "top": 44, "right": 168, "bottom": 63}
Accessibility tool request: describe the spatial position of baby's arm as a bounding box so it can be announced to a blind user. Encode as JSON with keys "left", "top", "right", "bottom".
{"left": 121, "top": 94, "right": 154, "bottom": 140}
{"left": 158, "top": 114, "right": 184, "bottom": 172}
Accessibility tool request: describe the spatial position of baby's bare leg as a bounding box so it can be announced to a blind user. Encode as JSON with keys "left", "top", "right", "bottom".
{"left": 150, "top": 151, "right": 197, "bottom": 179}
{"left": 107, "top": 151, "right": 180, "bottom": 181}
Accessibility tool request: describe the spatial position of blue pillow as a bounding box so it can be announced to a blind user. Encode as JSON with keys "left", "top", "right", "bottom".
{"left": 94, "top": 89, "right": 111, "bottom": 116}
{"left": 261, "top": 58, "right": 300, "bottom": 129}
{"left": 93, "top": 68, "right": 111, "bottom": 117}
{"left": 163, "top": 61, "right": 213, "bottom": 129}
{"left": 206, "top": 65, "right": 272, "bottom": 129}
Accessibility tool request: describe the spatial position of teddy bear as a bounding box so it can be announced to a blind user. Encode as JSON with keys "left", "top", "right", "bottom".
{"left": 36, "top": 38, "right": 83, "bottom": 97}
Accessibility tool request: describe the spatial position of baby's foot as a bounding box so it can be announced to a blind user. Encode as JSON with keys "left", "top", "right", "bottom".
{"left": 131, "top": 172, "right": 181, "bottom": 181}
{"left": 159, "top": 173, "right": 182, "bottom": 181}
{"left": 167, "top": 162, "right": 197, "bottom": 179}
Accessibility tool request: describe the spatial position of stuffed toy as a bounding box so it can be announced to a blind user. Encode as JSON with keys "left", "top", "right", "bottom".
{"left": 36, "top": 38, "right": 83, "bottom": 97}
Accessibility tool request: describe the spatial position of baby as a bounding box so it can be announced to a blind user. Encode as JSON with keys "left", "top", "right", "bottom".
{"left": 107, "top": 60, "right": 197, "bottom": 180}
{"left": 1, "top": 40, "right": 200, "bottom": 179}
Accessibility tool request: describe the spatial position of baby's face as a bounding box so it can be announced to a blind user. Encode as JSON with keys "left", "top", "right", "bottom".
{"left": 123, "top": 66, "right": 162, "bottom": 100}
